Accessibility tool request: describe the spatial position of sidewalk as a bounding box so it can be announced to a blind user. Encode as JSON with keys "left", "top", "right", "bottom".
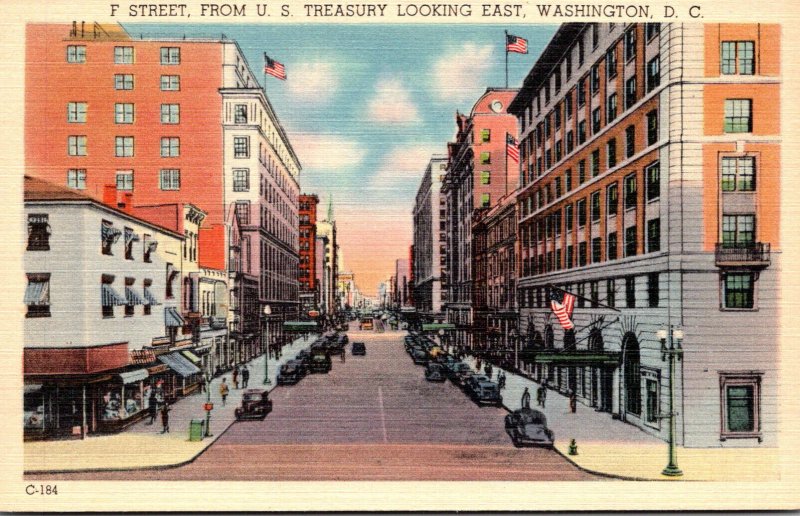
{"left": 24, "top": 335, "right": 317, "bottom": 474}
{"left": 460, "top": 355, "right": 779, "bottom": 481}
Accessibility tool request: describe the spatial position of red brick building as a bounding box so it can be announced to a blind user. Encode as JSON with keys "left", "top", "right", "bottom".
{"left": 298, "top": 194, "right": 319, "bottom": 314}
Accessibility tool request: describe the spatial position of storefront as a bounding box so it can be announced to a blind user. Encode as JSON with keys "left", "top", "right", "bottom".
{"left": 95, "top": 368, "right": 150, "bottom": 432}
{"left": 157, "top": 351, "right": 202, "bottom": 397}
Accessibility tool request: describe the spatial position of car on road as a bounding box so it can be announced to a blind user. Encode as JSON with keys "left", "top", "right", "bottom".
{"left": 464, "top": 374, "right": 491, "bottom": 395}
{"left": 470, "top": 379, "right": 503, "bottom": 407}
{"left": 411, "top": 349, "right": 428, "bottom": 365}
{"left": 351, "top": 342, "right": 366, "bottom": 355}
{"left": 449, "top": 363, "right": 474, "bottom": 386}
{"left": 504, "top": 408, "right": 555, "bottom": 448}
{"left": 359, "top": 317, "right": 374, "bottom": 330}
{"left": 277, "top": 362, "right": 303, "bottom": 385}
{"left": 234, "top": 389, "right": 273, "bottom": 420}
{"left": 424, "top": 362, "right": 447, "bottom": 382}
{"left": 309, "top": 354, "right": 332, "bottom": 373}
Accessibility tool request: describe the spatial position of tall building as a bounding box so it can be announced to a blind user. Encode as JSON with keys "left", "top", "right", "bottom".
{"left": 298, "top": 194, "right": 320, "bottom": 315}
{"left": 394, "top": 259, "right": 411, "bottom": 308}
{"left": 316, "top": 197, "right": 338, "bottom": 318}
{"left": 25, "top": 23, "right": 302, "bottom": 361}
{"left": 412, "top": 155, "right": 448, "bottom": 320}
{"left": 510, "top": 23, "right": 780, "bottom": 447}
{"left": 442, "top": 88, "right": 519, "bottom": 349}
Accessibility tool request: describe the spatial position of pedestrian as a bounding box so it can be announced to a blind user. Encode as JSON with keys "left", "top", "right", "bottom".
{"left": 521, "top": 387, "right": 531, "bottom": 409}
{"left": 485, "top": 362, "right": 493, "bottom": 379}
{"left": 569, "top": 389, "right": 577, "bottom": 413}
{"left": 220, "top": 378, "right": 229, "bottom": 406}
{"left": 232, "top": 366, "right": 240, "bottom": 389}
{"left": 160, "top": 403, "right": 170, "bottom": 433}
{"left": 242, "top": 366, "right": 250, "bottom": 388}
{"left": 498, "top": 372, "right": 506, "bottom": 390}
{"left": 340, "top": 347, "right": 346, "bottom": 363}
{"left": 540, "top": 383, "right": 547, "bottom": 408}
{"left": 147, "top": 390, "right": 158, "bottom": 425}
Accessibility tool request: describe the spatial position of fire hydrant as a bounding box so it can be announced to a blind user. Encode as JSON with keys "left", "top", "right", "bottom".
{"left": 568, "top": 439, "right": 578, "bottom": 456}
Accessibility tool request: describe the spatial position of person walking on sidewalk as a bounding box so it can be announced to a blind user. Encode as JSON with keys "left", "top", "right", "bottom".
{"left": 569, "top": 389, "right": 577, "bottom": 413}
{"left": 537, "top": 382, "right": 548, "bottom": 408}
{"left": 147, "top": 390, "right": 158, "bottom": 425}
{"left": 498, "top": 372, "right": 506, "bottom": 390}
{"left": 233, "top": 366, "right": 240, "bottom": 389}
{"left": 521, "top": 387, "right": 531, "bottom": 409}
{"left": 220, "top": 378, "right": 229, "bottom": 406}
{"left": 160, "top": 404, "right": 171, "bottom": 434}
{"left": 241, "top": 365, "right": 250, "bottom": 388}
{"left": 340, "top": 347, "right": 346, "bottom": 363}
{"left": 484, "top": 362, "right": 493, "bottom": 379}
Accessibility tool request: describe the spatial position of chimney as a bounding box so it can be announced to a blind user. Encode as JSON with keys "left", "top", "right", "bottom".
{"left": 102, "top": 185, "right": 117, "bottom": 207}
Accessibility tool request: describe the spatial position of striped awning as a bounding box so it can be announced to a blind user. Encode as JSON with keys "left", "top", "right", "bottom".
{"left": 101, "top": 222, "right": 121, "bottom": 242}
{"left": 24, "top": 280, "right": 49, "bottom": 305}
{"left": 119, "top": 368, "right": 149, "bottom": 384}
{"left": 102, "top": 283, "right": 127, "bottom": 307}
{"left": 158, "top": 352, "right": 201, "bottom": 377}
{"left": 143, "top": 287, "right": 161, "bottom": 306}
{"left": 181, "top": 350, "right": 202, "bottom": 364}
{"left": 164, "top": 307, "right": 185, "bottom": 327}
{"left": 125, "top": 286, "right": 147, "bottom": 306}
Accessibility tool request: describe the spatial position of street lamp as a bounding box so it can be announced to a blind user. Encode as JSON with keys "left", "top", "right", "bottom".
{"left": 438, "top": 329, "right": 446, "bottom": 353}
{"left": 657, "top": 325, "right": 684, "bottom": 477}
{"left": 508, "top": 328, "right": 519, "bottom": 372}
{"left": 203, "top": 370, "right": 213, "bottom": 437}
{"left": 263, "top": 305, "right": 272, "bottom": 385}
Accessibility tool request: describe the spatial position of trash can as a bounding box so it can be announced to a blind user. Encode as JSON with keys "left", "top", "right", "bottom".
{"left": 189, "top": 419, "right": 205, "bottom": 441}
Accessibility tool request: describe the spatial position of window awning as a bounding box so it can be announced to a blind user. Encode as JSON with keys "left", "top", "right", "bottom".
{"left": 283, "top": 321, "right": 318, "bottom": 331}
{"left": 181, "top": 350, "right": 202, "bottom": 364}
{"left": 143, "top": 287, "right": 161, "bottom": 306}
{"left": 24, "top": 384, "right": 43, "bottom": 394}
{"left": 102, "top": 284, "right": 127, "bottom": 307}
{"left": 164, "top": 307, "right": 185, "bottom": 327}
{"left": 24, "top": 281, "right": 49, "bottom": 305}
{"left": 126, "top": 287, "right": 147, "bottom": 306}
{"left": 531, "top": 351, "right": 621, "bottom": 366}
{"left": 118, "top": 368, "right": 149, "bottom": 384}
{"left": 422, "top": 323, "right": 456, "bottom": 332}
{"left": 158, "top": 352, "right": 201, "bottom": 377}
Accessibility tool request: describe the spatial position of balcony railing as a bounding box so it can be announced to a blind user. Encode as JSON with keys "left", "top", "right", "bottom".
{"left": 715, "top": 242, "right": 771, "bottom": 267}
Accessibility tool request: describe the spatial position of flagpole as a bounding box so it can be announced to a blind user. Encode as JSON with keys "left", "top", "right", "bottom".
{"left": 504, "top": 30, "right": 509, "bottom": 88}
{"left": 263, "top": 52, "right": 267, "bottom": 94}
{"left": 570, "top": 316, "right": 621, "bottom": 347}
{"left": 548, "top": 284, "right": 621, "bottom": 313}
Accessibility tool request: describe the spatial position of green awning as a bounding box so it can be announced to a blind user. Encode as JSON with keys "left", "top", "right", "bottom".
{"left": 532, "top": 351, "right": 620, "bottom": 365}
{"left": 283, "top": 321, "right": 318, "bottom": 331}
{"left": 422, "top": 323, "right": 457, "bottom": 331}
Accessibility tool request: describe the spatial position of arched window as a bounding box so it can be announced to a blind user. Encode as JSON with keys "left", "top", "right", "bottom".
{"left": 588, "top": 328, "right": 604, "bottom": 351}
{"left": 623, "top": 332, "right": 641, "bottom": 416}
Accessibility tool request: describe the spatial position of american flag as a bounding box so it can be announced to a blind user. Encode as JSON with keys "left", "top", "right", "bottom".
{"left": 507, "top": 134, "right": 520, "bottom": 163}
{"left": 506, "top": 34, "right": 528, "bottom": 54}
{"left": 264, "top": 54, "right": 286, "bottom": 80}
{"left": 550, "top": 289, "right": 576, "bottom": 330}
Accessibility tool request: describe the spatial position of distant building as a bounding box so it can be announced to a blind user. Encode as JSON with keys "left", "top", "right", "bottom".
{"left": 298, "top": 194, "right": 320, "bottom": 316}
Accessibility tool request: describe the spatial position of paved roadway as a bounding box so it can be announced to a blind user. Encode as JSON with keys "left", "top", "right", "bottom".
{"left": 34, "top": 328, "right": 597, "bottom": 481}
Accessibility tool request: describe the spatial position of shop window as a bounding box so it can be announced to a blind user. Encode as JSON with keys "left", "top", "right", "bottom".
{"left": 719, "top": 373, "right": 761, "bottom": 440}
{"left": 24, "top": 273, "right": 51, "bottom": 318}
{"left": 27, "top": 214, "right": 51, "bottom": 251}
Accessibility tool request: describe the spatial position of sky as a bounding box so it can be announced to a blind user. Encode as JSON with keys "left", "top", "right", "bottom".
{"left": 132, "top": 23, "right": 557, "bottom": 296}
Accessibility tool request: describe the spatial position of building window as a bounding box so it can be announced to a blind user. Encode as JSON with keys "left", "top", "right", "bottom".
{"left": 160, "top": 137, "right": 180, "bottom": 157}
{"left": 233, "top": 168, "right": 250, "bottom": 191}
{"left": 645, "top": 23, "right": 661, "bottom": 41}
{"left": 646, "top": 110, "right": 659, "bottom": 146}
{"left": 590, "top": 64, "right": 600, "bottom": 94}
{"left": 114, "top": 46, "right": 134, "bottom": 64}
{"left": 606, "top": 47, "right": 617, "bottom": 79}
{"left": 624, "top": 173, "right": 637, "bottom": 210}
{"left": 159, "top": 169, "right": 180, "bottom": 190}
{"left": 724, "top": 99, "right": 753, "bottom": 133}
{"left": 578, "top": 160, "right": 586, "bottom": 184}
{"left": 114, "top": 74, "right": 134, "bottom": 90}
{"left": 607, "top": 139, "right": 617, "bottom": 169}
{"left": 721, "top": 41, "right": 755, "bottom": 75}
{"left": 116, "top": 170, "right": 133, "bottom": 191}
{"left": 606, "top": 183, "right": 618, "bottom": 216}
{"left": 565, "top": 169, "right": 573, "bottom": 191}
{"left": 578, "top": 78, "right": 586, "bottom": 106}
{"left": 720, "top": 373, "right": 761, "bottom": 438}
{"left": 625, "top": 76, "right": 637, "bottom": 109}
{"left": 722, "top": 214, "right": 755, "bottom": 247}
{"left": 66, "top": 45, "right": 86, "bottom": 63}
{"left": 647, "top": 218, "right": 661, "bottom": 253}
{"left": 606, "top": 93, "right": 618, "bottom": 123}
{"left": 578, "top": 36, "right": 585, "bottom": 66}
{"left": 555, "top": 141, "right": 563, "bottom": 162}
{"left": 723, "top": 272, "right": 755, "bottom": 309}
{"left": 624, "top": 28, "right": 637, "bottom": 62}
{"left": 607, "top": 232, "right": 618, "bottom": 260}
{"left": 161, "top": 104, "right": 180, "bottom": 124}
{"left": 592, "top": 237, "right": 602, "bottom": 263}
{"left": 480, "top": 129, "right": 491, "bottom": 142}
{"left": 646, "top": 57, "right": 660, "bottom": 92}
{"left": 235, "top": 201, "right": 251, "bottom": 225}
{"left": 625, "top": 276, "right": 636, "bottom": 307}
{"left": 115, "top": 103, "right": 134, "bottom": 124}
{"left": 161, "top": 47, "right": 181, "bottom": 65}
{"left": 554, "top": 177, "right": 562, "bottom": 198}
{"left": 577, "top": 198, "right": 587, "bottom": 227}
{"left": 545, "top": 149, "right": 552, "bottom": 169}
{"left": 101, "top": 220, "right": 120, "bottom": 256}
{"left": 578, "top": 242, "right": 587, "bottom": 267}
{"left": 565, "top": 92, "right": 573, "bottom": 119}
{"left": 565, "top": 245, "right": 574, "bottom": 268}
{"left": 646, "top": 377, "right": 659, "bottom": 424}
{"left": 721, "top": 156, "right": 755, "bottom": 192}
{"left": 115, "top": 136, "right": 133, "bottom": 157}
{"left": 566, "top": 131, "right": 574, "bottom": 154}
{"left": 68, "top": 135, "right": 87, "bottom": 156}
{"left": 591, "top": 191, "right": 601, "bottom": 222}
{"left": 25, "top": 273, "right": 51, "bottom": 318}
{"left": 578, "top": 120, "right": 587, "bottom": 145}
{"left": 625, "top": 125, "right": 636, "bottom": 158}
{"left": 592, "top": 107, "right": 601, "bottom": 134}
{"left": 554, "top": 108, "right": 562, "bottom": 130}
{"left": 643, "top": 162, "right": 660, "bottom": 202}
{"left": 67, "top": 102, "right": 87, "bottom": 123}
{"left": 161, "top": 75, "right": 180, "bottom": 91}
{"left": 480, "top": 170, "right": 491, "bottom": 185}
{"left": 544, "top": 116, "right": 551, "bottom": 138}
{"left": 67, "top": 168, "right": 86, "bottom": 189}
{"left": 565, "top": 204, "right": 574, "bottom": 231}
{"left": 27, "top": 214, "right": 51, "bottom": 251}
{"left": 606, "top": 278, "right": 616, "bottom": 308}
{"left": 234, "top": 136, "right": 250, "bottom": 158}
{"left": 235, "top": 104, "right": 248, "bottom": 124}
{"left": 647, "top": 272, "right": 659, "bottom": 307}
{"left": 589, "top": 149, "right": 599, "bottom": 177}
{"left": 592, "top": 23, "right": 599, "bottom": 48}
{"left": 625, "top": 225, "right": 638, "bottom": 257}
{"left": 481, "top": 193, "right": 491, "bottom": 208}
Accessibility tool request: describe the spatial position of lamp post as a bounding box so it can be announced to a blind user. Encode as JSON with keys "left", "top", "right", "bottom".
{"left": 438, "top": 329, "right": 446, "bottom": 353}
{"left": 203, "top": 371, "right": 213, "bottom": 437}
{"left": 657, "top": 326, "right": 684, "bottom": 477}
{"left": 508, "top": 328, "right": 519, "bottom": 372}
{"left": 263, "top": 305, "right": 272, "bottom": 385}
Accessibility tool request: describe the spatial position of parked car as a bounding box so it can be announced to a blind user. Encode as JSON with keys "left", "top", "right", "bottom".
{"left": 424, "top": 362, "right": 447, "bottom": 382}
{"left": 464, "top": 374, "right": 491, "bottom": 396}
{"left": 277, "top": 362, "right": 302, "bottom": 385}
{"left": 234, "top": 389, "right": 273, "bottom": 420}
{"left": 411, "top": 349, "right": 429, "bottom": 365}
{"left": 309, "top": 353, "right": 332, "bottom": 373}
{"left": 295, "top": 350, "right": 311, "bottom": 368}
{"left": 359, "top": 317, "right": 374, "bottom": 330}
{"left": 287, "top": 358, "right": 307, "bottom": 377}
{"left": 351, "top": 342, "right": 366, "bottom": 355}
{"left": 449, "top": 363, "right": 474, "bottom": 386}
{"left": 504, "top": 408, "right": 555, "bottom": 448}
{"left": 470, "top": 379, "right": 503, "bottom": 407}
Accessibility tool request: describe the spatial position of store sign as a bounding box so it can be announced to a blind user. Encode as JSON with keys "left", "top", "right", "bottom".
{"left": 308, "top": 310, "right": 320, "bottom": 317}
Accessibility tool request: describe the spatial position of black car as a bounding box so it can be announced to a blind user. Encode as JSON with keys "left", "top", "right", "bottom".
{"left": 504, "top": 408, "right": 555, "bottom": 448}
{"left": 411, "top": 349, "right": 428, "bottom": 365}
{"left": 309, "top": 353, "right": 332, "bottom": 373}
{"left": 277, "top": 362, "right": 302, "bottom": 385}
{"left": 234, "top": 389, "right": 273, "bottom": 420}
{"left": 470, "top": 379, "right": 503, "bottom": 407}
{"left": 424, "top": 362, "right": 447, "bottom": 382}
{"left": 351, "top": 342, "right": 366, "bottom": 355}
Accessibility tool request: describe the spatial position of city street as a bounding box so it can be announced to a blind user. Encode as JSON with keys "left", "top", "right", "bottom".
{"left": 29, "top": 329, "right": 597, "bottom": 481}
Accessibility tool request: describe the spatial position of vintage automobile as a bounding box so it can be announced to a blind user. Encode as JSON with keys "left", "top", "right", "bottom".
{"left": 309, "top": 352, "right": 332, "bottom": 373}
{"left": 504, "top": 408, "right": 555, "bottom": 448}
{"left": 277, "top": 362, "right": 301, "bottom": 385}
{"left": 464, "top": 374, "right": 491, "bottom": 395}
{"left": 424, "top": 362, "right": 447, "bottom": 382}
{"left": 234, "top": 389, "right": 273, "bottom": 420}
{"left": 359, "top": 317, "right": 374, "bottom": 331}
{"left": 470, "top": 379, "right": 503, "bottom": 407}
{"left": 351, "top": 342, "right": 366, "bottom": 355}
{"left": 411, "top": 349, "right": 429, "bottom": 365}
{"left": 295, "top": 349, "right": 311, "bottom": 368}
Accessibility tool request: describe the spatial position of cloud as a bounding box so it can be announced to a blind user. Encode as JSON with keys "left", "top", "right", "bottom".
{"left": 291, "top": 133, "right": 366, "bottom": 172}
{"left": 286, "top": 61, "right": 339, "bottom": 105}
{"left": 369, "top": 143, "right": 443, "bottom": 189}
{"left": 366, "top": 77, "right": 420, "bottom": 124}
{"left": 432, "top": 43, "right": 495, "bottom": 103}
